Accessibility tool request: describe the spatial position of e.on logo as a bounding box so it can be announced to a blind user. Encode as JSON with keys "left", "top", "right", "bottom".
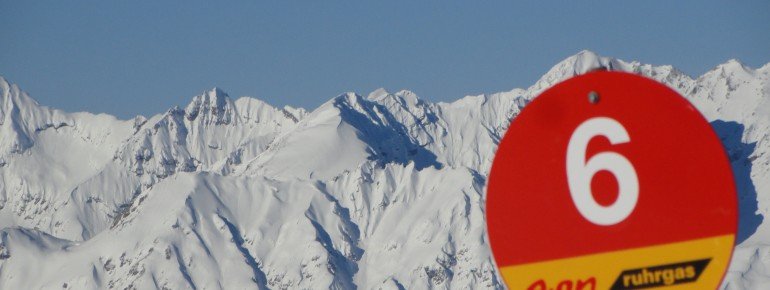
{"left": 528, "top": 277, "right": 596, "bottom": 290}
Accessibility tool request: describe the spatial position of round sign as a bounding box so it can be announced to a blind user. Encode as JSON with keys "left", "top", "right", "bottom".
{"left": 487, "top": 71, "right": 736, "bottom": 290}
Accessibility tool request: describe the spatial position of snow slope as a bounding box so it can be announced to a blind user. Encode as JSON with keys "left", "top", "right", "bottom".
{"left": 0, "top": 50, "right": 767, "bottom": 289}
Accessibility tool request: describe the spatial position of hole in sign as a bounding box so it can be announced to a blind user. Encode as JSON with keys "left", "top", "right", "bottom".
{"left": 588, "top": 91, "right": 600, "bottom": 104}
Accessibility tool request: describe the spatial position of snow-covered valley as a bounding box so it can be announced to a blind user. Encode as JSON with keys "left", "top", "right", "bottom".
{"left": 0, "top": 50, "right": 768, "bottom": 289}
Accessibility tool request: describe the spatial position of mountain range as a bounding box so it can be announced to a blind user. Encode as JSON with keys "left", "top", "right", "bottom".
{"left": 0, "top": 50, "right": 767, "bottom": 289}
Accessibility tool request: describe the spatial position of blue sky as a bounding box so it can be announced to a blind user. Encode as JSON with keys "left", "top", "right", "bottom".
{"left": 1, "top": 1, "right": 768, "bottom": 118}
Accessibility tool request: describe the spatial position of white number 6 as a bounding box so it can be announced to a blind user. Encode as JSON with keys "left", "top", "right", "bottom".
{"left": 567, "top": 117, "right": 639, "bottom": 226}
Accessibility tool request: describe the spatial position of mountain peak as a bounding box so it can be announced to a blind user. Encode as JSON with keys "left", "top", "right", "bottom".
{"left": 528, "top": 51, "right": 696, "bottom": 98}
{"left": 697, "top": 58, "right": 757, "bottom": 85}
{"left": 0, "top": 76, "right": 77, "bottom": 156}
{"left": 0, "top": 76, "right": 42, "bottom": 112}
{"left": 366, "top": 88, "right": 423, "bottom": 109}
{"left": 209, "top": 86, "right": 227, "bottom": 96}
{"left": 526, "top": 50, "right": 617, "bottom": 96}
{"left": 562, "top": 50, "right": 615, "bottom": 73}
{"left": 184, "top": 88, "right": 236, "bottom": 124}
{"left": 394, "top": 90, "right": 420, "bottom": 103}
{"left": 571, "top": 49, "right": 602, "bottom": 61}
{"left": 332, "top": 92, "right": 364, "bottom": 106}
{"left": 717, "top": 59, "right": 752, "bottom": 73}
{"left": 367, "top": 88, "right": 391, "bottom": 100}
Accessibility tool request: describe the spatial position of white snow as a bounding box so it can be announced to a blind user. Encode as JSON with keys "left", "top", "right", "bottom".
{"left": 0, "top": 51, "right": 767, "bottom": 289}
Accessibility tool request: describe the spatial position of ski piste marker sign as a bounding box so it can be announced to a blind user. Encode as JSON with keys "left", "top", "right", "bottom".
{"left": 486, "top": 71, "right": 737, "bottom": 290}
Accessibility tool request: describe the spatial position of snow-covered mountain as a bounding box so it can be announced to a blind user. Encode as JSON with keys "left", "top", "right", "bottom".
{"left": 0, "top": 50, "right": 767, "bottom": 289}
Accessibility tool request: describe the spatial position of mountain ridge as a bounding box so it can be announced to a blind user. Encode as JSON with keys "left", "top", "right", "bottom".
{"left": 5, "top": 51, "right": 767, "bottom": 126}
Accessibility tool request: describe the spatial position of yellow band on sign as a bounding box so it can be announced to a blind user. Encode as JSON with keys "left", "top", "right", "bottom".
{"left": 499, "top": 235, "right": 734, "bottom": 290}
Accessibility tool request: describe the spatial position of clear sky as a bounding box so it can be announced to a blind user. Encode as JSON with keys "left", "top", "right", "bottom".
{"left": 1, "top": 1, "right": 768, "bottom": 119}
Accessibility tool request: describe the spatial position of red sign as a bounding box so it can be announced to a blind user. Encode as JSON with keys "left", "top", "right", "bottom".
{"left": 487, "top": 71, "right": 736, "bottom": 290}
